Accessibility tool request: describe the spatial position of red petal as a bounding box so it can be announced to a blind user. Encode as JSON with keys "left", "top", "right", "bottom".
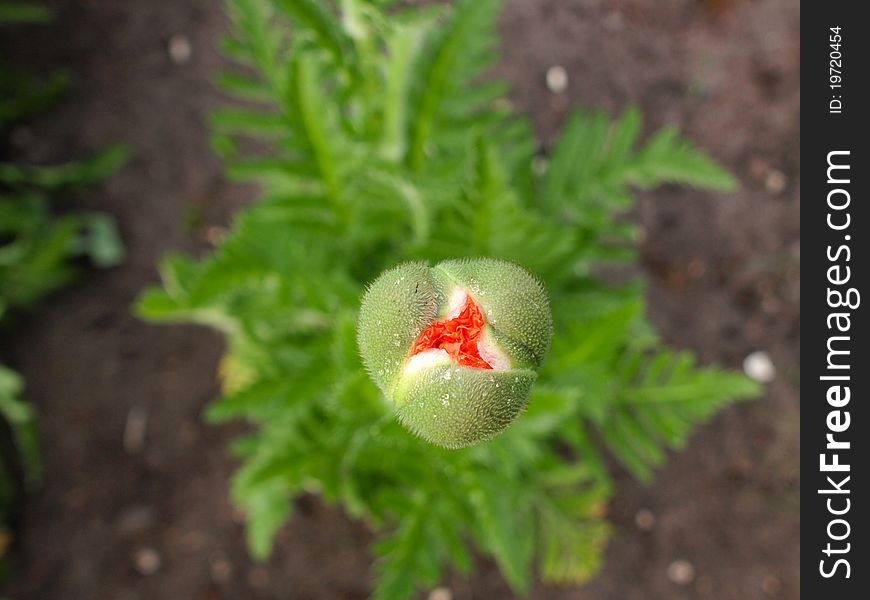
{"left": 410, "top": 296, "right": 493, "bottom": 369}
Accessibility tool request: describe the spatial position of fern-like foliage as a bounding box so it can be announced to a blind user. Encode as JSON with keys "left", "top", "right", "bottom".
{"left": 137, "top": 1, "right": 759, "bottom": 597}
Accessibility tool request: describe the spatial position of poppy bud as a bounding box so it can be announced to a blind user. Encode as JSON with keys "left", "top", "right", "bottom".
{"left": 358, "top": 258, "right": 552, "bottom": 448}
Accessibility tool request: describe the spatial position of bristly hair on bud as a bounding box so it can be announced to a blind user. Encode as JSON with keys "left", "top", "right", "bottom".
{"left": 358, "top": 257, "right": 552, "bottom": 448}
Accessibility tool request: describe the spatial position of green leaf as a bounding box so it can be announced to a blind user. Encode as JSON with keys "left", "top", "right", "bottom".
{"left": 538, "top": 494, "right": 610, "bottom": 585}
{"left": 0, "top": 144, "right": 129, "bottom": 190}
{"left": 406, "top": 0, "right": 500, "bottom": 170}
{"left": 134, "top": 287, "right": 185, "bottom": 321}
{"left": 274, "top": 0, "right": 351, "bottom": 67}
{"left": 215, "top": 71, "right": 274, "bottom": 102}
{"left": 598, "top": 350, "right": 760, "bottom": 481}
{"left": 542, "top": 108, "right": 611, "bottom": 211}
{"left": 290, "top": 54, "right": 342, "bottom": 203}
{"left": 76, "top": 213, "right": 125, "bottom": 267}
{"left": 542, "top": 107, "right": 737, "bottom": 218}
{"left": 623, "top": 125, "right": 738, "bottom": 191}
{"left": 237, "top": 478, "right": 293, "bottom": 560}
{"left": 0, "top": 70, "right": 67, "bottom": 126}
{"left": 0, "top": 363, "right": 41, "bottom": 488}
{"left": 463, "top": 470, "right": 534, "bottom": 593}
{"left": 224, "top": 0, "right": 290, "bottom": 94}
{"left": 0, "top": 2, "right": 52, "bottom": 24}
{"left": 380, "top": 19, "right": 428, "bottom": 161}
{"left": 210, "top": 108, "right": 288, "bottom": 135}
{"left": 372, "top": 505, "right": 435, "bottom": 600}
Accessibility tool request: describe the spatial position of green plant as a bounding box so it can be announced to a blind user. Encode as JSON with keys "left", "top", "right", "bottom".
{"left": 0, "top": 3, "right": 51, "bottom": 26}
{"left": 0, "top": 4, "right": 126, "bottom": 568}
{"left": 137, "top": 0, "right": 759, "bottom": 597}
{"left": 0, "top": 146, "right": 127, "bottom": 319}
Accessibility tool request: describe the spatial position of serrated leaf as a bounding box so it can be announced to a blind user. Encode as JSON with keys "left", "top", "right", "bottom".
{"left": 406, "top": 0, "right": 500, "bottom": 170}
{"left": 463, "top": 470, "right": 534, "bottom": 594}
{"left": 0, "top": 144, "right": 129, "bottom": 190}
{"left": 372, "top": 503, "right": 439, "bottom": 600}
{"left": 623, "top": 126, "right": 738, "bottom": 191}
{"left": 236, "top": 478, "right": 293, "bottom": 560}
{"left": 274, "top": 0, "right": 351, "bottom": 67}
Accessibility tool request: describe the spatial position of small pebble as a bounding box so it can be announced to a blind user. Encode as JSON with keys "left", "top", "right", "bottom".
{"left": 123, "top": 405, "right": 148, "bottom": 454}
{"left": 765, "top": 169, "right": 787, "bottom": 195}
{"left": 428, "top": 588, "right": 453, "bottom": 600}
{"left": 634, "top": 508, "right": 655, "bottom": 531}
{"left": 667, "top": 559, "right": 695, "bottom": 586}
{"left": 743, "top": 350, "right": 776, "bottom": 383}
{"left": 133, "top": 547, "right": 161, "bottom": 576}
{"left": 168, "top": 34, "right": 192, "bottom": 64}
{"left": 210, "top": 552, "right": 233, "bottom": 583}
{"left": 546, "top": 65, "right": 569, "bottom": 94}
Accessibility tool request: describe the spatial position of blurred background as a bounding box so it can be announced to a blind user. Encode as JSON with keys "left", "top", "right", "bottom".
{"left": 0, "top": 0, "right": 798, "bottom": 598}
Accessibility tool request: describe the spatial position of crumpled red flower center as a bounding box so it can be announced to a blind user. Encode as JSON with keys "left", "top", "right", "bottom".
{"left": 410, "top": 297, "right": 493, "bottom": 369}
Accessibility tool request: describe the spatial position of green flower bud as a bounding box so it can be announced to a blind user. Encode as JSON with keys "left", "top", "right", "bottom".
{"left": 358, "top": 258, "right": 552, "bottom": 448}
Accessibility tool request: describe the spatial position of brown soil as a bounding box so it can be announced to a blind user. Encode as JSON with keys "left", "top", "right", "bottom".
{"left": 0, "top": 0, "right": 799, "bottom": 599}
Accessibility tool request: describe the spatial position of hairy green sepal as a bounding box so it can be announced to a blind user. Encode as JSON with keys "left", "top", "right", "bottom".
{"left": 358, "top": 257, "right": 552, "bottom": 448}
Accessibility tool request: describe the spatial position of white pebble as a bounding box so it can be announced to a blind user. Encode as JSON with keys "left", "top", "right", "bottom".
{"left": 743, "top": 350, "right": 776, "bottom": 383}
{"left": 666, "top": 559, "right": 695, "bottom": 585}
{"left": 134, "top": 547, "right": 162, "bottom": 576}
{"left": 428, "top": 588, "right": 453, "bottom": 600}
{"left": 123, "top": 405, "right": 148, "bottom": 454}
{"left": 168, "top": 34, "right": 192, "bottom": 64}
{"left": 634, "top": 508, "right": 655, "bottom": 530}
{"left": 765, "top": 169, "right": 787, "bottom": 195}
{"left": 546, "top": 65, "right": 569, "bottom": 94}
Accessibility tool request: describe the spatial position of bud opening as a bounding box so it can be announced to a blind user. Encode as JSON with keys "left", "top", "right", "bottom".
{"left": 410, "top": 294, "right": 494, "bottom": 369}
